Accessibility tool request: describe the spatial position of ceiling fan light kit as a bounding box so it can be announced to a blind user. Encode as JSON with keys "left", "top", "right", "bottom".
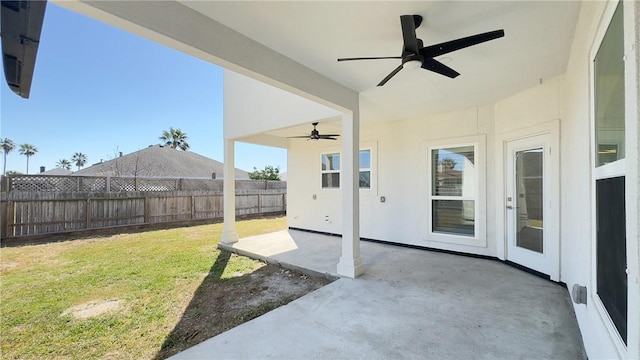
{"left": 337, "top": 14, "right": 505, "bottom": 86}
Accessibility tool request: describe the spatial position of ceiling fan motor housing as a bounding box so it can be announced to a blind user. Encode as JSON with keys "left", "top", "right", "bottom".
{"left": 336, "top": 14, "right": 505, "bottom": 86}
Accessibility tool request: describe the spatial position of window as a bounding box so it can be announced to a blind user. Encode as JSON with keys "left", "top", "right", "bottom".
{"left": 321, "top": 153, "right": 340, "bottom": 188}
{"left": 594, "top": 2, "right": 625, "bottom": 167}
{"left": 321, "top": 150, "right": 372, "bottom": 189}
{"left": 592, "top": 1, "right": 627, "bottom": 346}
{"left": 359, "top": 150, "right": 371, "bottom": 188}
{"left": 430, "top": 146, "right": 476, "bottom": 236}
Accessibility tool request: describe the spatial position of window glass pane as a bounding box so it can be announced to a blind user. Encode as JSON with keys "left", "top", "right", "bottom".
{"left": 595, "top": 2, "right": 625, "bottom": 167}
{"left": 432, "top": 200, "right": 475, "bottom": 236}
{"left": 596, "top": 176, "right": 627, "bottom": 344}
{"left": 322, "top": 173, "right": 340, "bottom": 188}
{"left": 432, "top": 146, "right": 475, "bottom": 197}
{"left": 359, "top": 171, "right": 370, "bottom": 188}
{"left": 359, "top": 150, "right": 370, "bottom": 169}
{"left": 515, "top": 148, "right": 544, "bottom": 254}
{"left": 322, "top": 153, "right": 340, "bottom": 171}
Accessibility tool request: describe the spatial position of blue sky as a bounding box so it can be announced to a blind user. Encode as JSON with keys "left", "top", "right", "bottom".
{"left": 1, "top": 3, "right": 286, "bottom": 174}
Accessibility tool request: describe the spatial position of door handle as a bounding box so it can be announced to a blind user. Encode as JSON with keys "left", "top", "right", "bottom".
{"left": 506, "top": 205, "right": 513, "bottom": 209}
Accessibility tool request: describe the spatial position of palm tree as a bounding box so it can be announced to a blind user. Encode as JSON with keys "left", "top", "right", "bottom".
{"left": 56, "top": 159, "right": 72, "bottom": 170}
{"left": 159, "top": 127, "right": 190, "bottom": 151}
{"left": 18, "top": 144, "right": 37, "bottom": 174}
{"left": 71, "top": 152, "right": 88, "bottom": 171}
{"left": 1, "top": 138, "right": 16, "bottom": 175}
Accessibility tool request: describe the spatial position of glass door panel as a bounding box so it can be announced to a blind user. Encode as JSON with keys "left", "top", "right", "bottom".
{"left": 515, "top": 148, "right": 544, "bottom": 253}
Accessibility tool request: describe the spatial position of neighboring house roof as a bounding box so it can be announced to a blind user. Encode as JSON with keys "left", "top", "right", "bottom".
{"left": 37, "top": 168, "right": 73, "bottom": 176}
{"left": 74, "top": 145, "right": 249, "bottom": 179}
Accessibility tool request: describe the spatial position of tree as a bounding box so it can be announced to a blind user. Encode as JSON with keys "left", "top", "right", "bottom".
{"left": 1, "top": 138, "right": 15, "bottom": 175}
{"left": 72, "top": 152, "right": 88, "bottom": 171}
{"left": 18, "top": 143, "right": 37, "bottom": 174}
{"left": 248, "top": 165, "right": 281, "bottom": 180}
{"left": 159, "top": 127, "right": 190, "bottom": 151}
{"left": 439, "top": 157, "right": 457, "bottom": 170}
{"left": 56, "top": 159, "right": 72, "bottom": 170}
{"left": 5, "top": 170, "right": 21, "bottom": 175}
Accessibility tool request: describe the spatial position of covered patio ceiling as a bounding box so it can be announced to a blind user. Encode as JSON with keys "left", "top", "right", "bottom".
{"left": 182, "top": 1, "right": 580, "bottom": 124}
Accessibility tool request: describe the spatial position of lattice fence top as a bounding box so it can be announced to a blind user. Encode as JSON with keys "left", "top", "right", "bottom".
{"left": 80, "top": 177, "right": 107, "bottom": 192}
{"left": 3, "top": 175, "right": 285, "bottom": 193}
{"left": 8, "top": 176, "right": 80, "bottom": 192}
{"left": 110, "top": 178, "right": 136, "bottom": 192}
{"left": 138, "top": 179, "right": 177, "bottom": 191}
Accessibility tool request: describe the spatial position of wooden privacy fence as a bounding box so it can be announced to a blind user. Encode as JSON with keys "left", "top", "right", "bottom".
{"left": 1, "top": 189, "right": 286, "bottom": 238}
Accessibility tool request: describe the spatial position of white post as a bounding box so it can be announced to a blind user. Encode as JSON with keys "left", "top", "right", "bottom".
{"left": 337, "top": 111, "right": 363, "bottom": 278}
{"left": 221, "top": 138, "right": 239, "bottom": 244}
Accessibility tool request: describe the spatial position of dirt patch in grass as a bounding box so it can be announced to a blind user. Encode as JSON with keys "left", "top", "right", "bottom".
{"left": 155, "top": 262, "right": 333, "bottom": 359}
{"left": 61, "top": 299, "right": 126, "bottom": 320}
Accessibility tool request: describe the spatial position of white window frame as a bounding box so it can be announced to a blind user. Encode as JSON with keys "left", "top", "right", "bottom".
{"left": 320, "top": 141, "right": 377, "bottom": 194}
{"left": 359, "top": 149, "right": 372, "bottom": 189}
{"left": 426, "top": 135, "right": 486, "bottom": 247}
{"left": 321, "top": 152, "right": 341, "bottom": 189}
{"left": 589, "top": 0, "right": 628, "bottom": 356}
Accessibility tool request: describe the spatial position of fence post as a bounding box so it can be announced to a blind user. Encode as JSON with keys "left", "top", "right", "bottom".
{"left": 282, "top": 193, "right": 286, "bottom": 213}
{"left": 6, "top": 201, "right": 14, "bottom": 237}
{"left": 191, "top": 195, "right": 195, "bottom": 219}
{"left": 135, "top": 177, "right": 140, "bottom": 192}
{"left": 106, "top": 176, "right": 111, "bottom": 192}
{"left": 257, "top": 193, "right": 262, "bottom": 214}
{"left": 144, "top": 197, "right": 150, "bottom": 223}
{"left": 85, "top": 199, "right": 91, "bottom": 229}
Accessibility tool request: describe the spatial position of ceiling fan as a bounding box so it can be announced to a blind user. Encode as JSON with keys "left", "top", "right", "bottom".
{"left": 287, "top": 122, "right": 340, "bottom": 141}
{"left": 337, "top": 15, "right": 505, "bottom": 86}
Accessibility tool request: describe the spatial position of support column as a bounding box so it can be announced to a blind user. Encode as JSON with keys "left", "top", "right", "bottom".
{"left": 221, "top": 138, "right": 239, "bottom": 244}
{"left": 337, "top": 111, "right": 363, "bottom": 278}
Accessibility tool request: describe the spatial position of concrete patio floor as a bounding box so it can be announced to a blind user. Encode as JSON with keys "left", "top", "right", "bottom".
{"left": 171, "top": 229, "right": 586, "bottom": 359}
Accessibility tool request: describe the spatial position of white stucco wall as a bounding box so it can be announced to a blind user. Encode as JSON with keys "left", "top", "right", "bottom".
{"left": 288, "top": 105, "right": 496, "bottom": 256}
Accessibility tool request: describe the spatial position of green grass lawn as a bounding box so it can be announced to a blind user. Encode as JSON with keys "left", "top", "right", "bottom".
{"left": 0, "top": 217, "right": 287, "bottom": 359}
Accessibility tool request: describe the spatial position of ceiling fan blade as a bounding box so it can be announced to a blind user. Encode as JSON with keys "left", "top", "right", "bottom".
{"left": 400, "top": 15, "right": 421, "bottom": 55}
{"left": 377, "top": 64, "right": 404, "bottom": 87}
{"left": 420, "top": 29, "right": 505, "bottom": 58}
{"left": 338, "top": 56, "right": 402, "bottom": 62}
{"left": 318, "top": 136, "right": 338, "bottom": 140}
{"left": 287, "top": 136, "right": 312, "bottom": 138}
{"left": 320, "top": 134, "right": 340, "bottom": 137}
{"left": 421, "top": 58, "right": 460, "bottom": 78}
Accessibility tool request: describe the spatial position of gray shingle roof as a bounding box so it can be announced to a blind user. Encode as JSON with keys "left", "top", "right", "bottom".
{"left": 74, "top": 145, "right": 249, "bottom": 179}
{"left": 37, "top": 168, "right": 73, "bottom": 175}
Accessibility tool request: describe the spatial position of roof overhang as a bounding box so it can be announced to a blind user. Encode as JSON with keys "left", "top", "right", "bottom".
{"left": 1, "top": 0, "right": 47, "bottom": 98}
